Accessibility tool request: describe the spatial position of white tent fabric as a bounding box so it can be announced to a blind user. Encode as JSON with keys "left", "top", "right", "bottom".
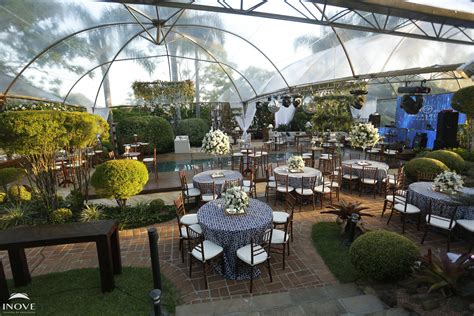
{"left": 275, "top": 105, "right": 296, "bottom": 127}
{"left": 235, "top": 103, "right": 257, "bottom": 135}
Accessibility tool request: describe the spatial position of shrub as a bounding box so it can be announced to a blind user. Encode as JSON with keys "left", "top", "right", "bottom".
{"left": 0, "top": 192, "right": 6, "bottom": 204}
{"left": 349, "top": 230, "right": 419, "bottom": 281}
{"left": 425, "top": 150, "right": 465, "bottom": 172}
{"left": 0, "top": 168, "right": 24, "bottom": 192}
{"left": 0, "top": 207, "right": 29, "bottom": 229}
{"left": 149, "top": 198, "right": 165, "bottom": 210}
{"left": 91, "top": 160, "right": 149, "bottom": 208}
{"left": 176, "top": 118, "right": 209, "bottom": 147}
{"left": 80, "top": 204, "right": 103, "bottom": 222}
{"left": 115, "top": 116, "right": 174, "bottom": 153}
{"left": 450, "top": 147, "right": 474, "bottom": 162}
{"left": 404, "top": 158, "right": 449, "bottom": 180}
{"left": 65, "top": 189, "right": 85, "bottom": 213}
{"left": 50, "top": 208, "right": 73, "bottom": 224}
{"left": 8, "top": 185, "right": 32, "bottom": 202}
{"left": 451, "top": 85, "right": 474, "bottom": 118}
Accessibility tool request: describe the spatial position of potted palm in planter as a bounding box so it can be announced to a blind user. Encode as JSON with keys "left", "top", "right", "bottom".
{"left": 321, "top": 200, "right": 373, "bottom": 243}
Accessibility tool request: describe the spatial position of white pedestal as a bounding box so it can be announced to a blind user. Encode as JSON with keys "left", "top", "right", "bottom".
{"left": 174, "top": 135, "right": 190, "bottom": 153}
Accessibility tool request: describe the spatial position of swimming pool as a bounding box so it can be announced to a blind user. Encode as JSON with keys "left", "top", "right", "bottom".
{"left": 157, "top": 152, "right": 299, "bottom": 172}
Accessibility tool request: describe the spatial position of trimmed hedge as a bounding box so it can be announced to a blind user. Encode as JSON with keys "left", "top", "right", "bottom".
{"left": 50, "top": 208, "right": 73, "bottom": 224}
{"left": 116, "top": 116, "right": 174, "bottom": 153}
{"left": 149, "top": 198, "right": 165, "bottom": 210}
{"left": 349, "top": 230, "right": 419, "bottom": 281}
{"left": 404, "top": 157, "right": 449, "bottom": 180}
{"left": 176, "top": 118, "right": 209, "bottom": 147}
{"left": 425, "top": 150, "right": 465, "bottom": 172}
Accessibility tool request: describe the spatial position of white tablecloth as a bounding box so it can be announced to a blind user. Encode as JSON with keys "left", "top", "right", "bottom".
{"left": 274, "top": 166, "right": 322, "bottom": 188}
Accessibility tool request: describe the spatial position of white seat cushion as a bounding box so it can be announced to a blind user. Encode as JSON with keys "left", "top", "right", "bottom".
{"left": 243, "top": 180, "right": 254, "bottom": 187}
{"left": 201, "top": 194, "right": 217, "bottom": 202}
{"left": 232, "top": 153, "right": 244, "bottom": 157}
{"left": 394, "top": 203, "right": 421, "bottom": 214}
{"left": 361, "top": 178, "right": 378, "bottom": 184}
{"left": 142, "top": 157, "right": 154, "bottom": 162}
{"left": 302, "top": 154, "right": 312, "bottom": 158}
{"left": 426, "top": 215, "right": 456, "bottom": 230}
{"left": 236, "top": 244, "right": 268, "bottom": 266}
{"left": 269, "top": 176, "right": 275, "bottom": 181}
{"left": 185, "top": 188, "right": 201, "bottom": 197}
{"left": 180, "top": 223, "right": 202, "bottom": 238}
{"left": 186, "top": 183, "right": 194, "bottom": 189}
{"left": 181, "top": 213, "right": 198, "bottom": 225}
{"left": 329, "top": 182, "right": 339, "bottom": 188}
{"left": 385, "top": 195, "right": 406, "bottom": 203}
{"left": 382, "top": 177, "right": 396, "bottom": 185}
{"left": 277, "top": 185, "right": 294, "bottom": 192}
{"left": 273, "top": 211, "right": 289, "bottom": 224}
{"left": 242, "top": 186, "right": 252, "bottom": 193}
{"left": 332, "top": 170, "right": 340, "bottom": 176}
{"left": 271, "top": 229, "right": 290, "bottom": 244}
{"left": 385, "top": 150, "right": 397, "bottom": 155}
{"left": 295, "top": 188, "right": 313, "bottom": 196}
{"left": 267, "top": 181, "right": 276, "bottom": 188}
{"left": 343, "top": 174, "right": 359, "bottom": 180}
{"left": 314, "top": 185, "right": 331, "bottom": 193}
{"left": 320, "top": 154, "right": 332, "bottom": 160}
{"left": 192, "top": 240, "right": 223, "bottom": 261}
{"left": 457, "top": 219, "right": 474, "bottom": 232}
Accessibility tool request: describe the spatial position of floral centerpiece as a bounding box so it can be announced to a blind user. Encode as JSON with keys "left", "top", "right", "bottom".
{"left": 287, "top": 155, "right": 305, "bottom": 172}
{"left": 201, "top": 129, "right": 231, "bottom": 155}
{"left": 223, "top": 186, "right": 249, "bottom": 214}
{"left": 349, "top": 123, "right": 380, "bottom": 159}
{"left": 432, "top": 170, "right": 464, "bottom": 195}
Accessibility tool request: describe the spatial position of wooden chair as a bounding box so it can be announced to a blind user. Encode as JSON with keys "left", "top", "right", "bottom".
{"left": 274, "top": 174, "right": 294, "bottom": 206}
{"left": 186, "top": 226, "right": 224, "bottom": 289}
{"left": 223, "top": 178, "right": 241, "bottom": 192}
{"left": 341, "top": 164, "right": 359, "bottom": 194}
{"left": 142, "top": 147, "right": 158, "bottom": 182}
{"left": 198, "top": 182, "right": 218, "bottom": 205}
{"left": 243, "top": 167, "right": 257, "bottom": 198}
{"left": 421, "top": 203, "right": 458, "bottom": 251}
{"left": 236, "top": 228, "right": 273, "bottom": 293}
{"left": 386, "top": 190, "right": 421, "bottom": 233}
{"left": 326, "top": 172, "right": 342, "bottom": 201}
{"left": 179, "top": 170, "right": 200, "bottom": 204}
{"left": 273, "top": 194, "right": 296, "bottom": 242}
{"left": 416, "top": 171, "right": 437, "bottom": 182}
{"left": 108, "top": 151, "right": 116, "bottom": 160}
{"left": 269, "top": 210, "right": 292, "bottom": 270}
{"left": 174, "top": 195, "right": 200, "bottom": 263}
{"left": 294, "top": 176, "right": 316, "bottom": 211}
{"left": 313, "top": 176, "right": 331, "bottom": 208}
{"left": 456, "top": 219, "right": 474, "bottom": 251}
{"left": 298, "top": 145, "right": 312, "bottom": 167}
{"left": 359, "top": 166, "right": 379, "bottom": 199}
{"left": 349, "top": 153, "right": 361, "bottom": 160}
{"left": 264, "top": 164, "right": 276, "bottom": 202}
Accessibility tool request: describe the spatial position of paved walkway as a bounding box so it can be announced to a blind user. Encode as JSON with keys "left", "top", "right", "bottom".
{"left": 0, "top": 184, "right": 469, "bottom": 306}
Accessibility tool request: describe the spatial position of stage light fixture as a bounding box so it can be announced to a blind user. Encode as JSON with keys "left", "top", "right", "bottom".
{"left": 400, "top": 95, "right": 424, "bottom": 114}
{"left": 282, "top": 95, "right": 292, "bottom": 107}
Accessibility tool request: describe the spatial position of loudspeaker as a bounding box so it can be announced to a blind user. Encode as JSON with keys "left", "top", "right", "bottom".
{"left": 412, "top": 132, "right": 427, "bottom": 149}
{"left": 368, "top": 113, "right": 381, "bottom": 128}
{"left": 434, "top": 110, "right": 459, "bottom": 149}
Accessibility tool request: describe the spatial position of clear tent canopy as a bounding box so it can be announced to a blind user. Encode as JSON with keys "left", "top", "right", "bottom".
{"left": 0, "top": 0, "right": 473, "bottom": 112}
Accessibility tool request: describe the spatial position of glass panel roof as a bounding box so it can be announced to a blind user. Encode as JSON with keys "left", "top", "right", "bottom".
{"left": 0, "top": 0, "right": 472, "bottom": 109}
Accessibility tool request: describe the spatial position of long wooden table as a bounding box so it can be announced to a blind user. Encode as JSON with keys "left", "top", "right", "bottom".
{"left": 0, "top": 220, "right": 121, "bottom": 292}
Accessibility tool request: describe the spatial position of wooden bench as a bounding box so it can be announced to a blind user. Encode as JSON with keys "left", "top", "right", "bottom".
{"left": 0, "top": 220, "right": 121, "bottom": 293}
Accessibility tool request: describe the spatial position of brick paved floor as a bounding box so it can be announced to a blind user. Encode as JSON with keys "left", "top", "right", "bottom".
{"left": 0, "top": 183, "right": 470, "bottom": 305}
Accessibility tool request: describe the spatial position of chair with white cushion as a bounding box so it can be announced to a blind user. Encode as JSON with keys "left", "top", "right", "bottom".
{"left": 273, "top": 194, "right": 296, "bottom": 243}
{"left": 456, "top": 219, "right": 474, "bottom": 251}
{"left": 342, "top": 164, "right": 359, "bottom": 195}
{"left": 236, "top": 228, "right": 273, "bottom": 293}
{"left": 326, "top": 172, "right": 342, "bottom": 201}
{"left": 274, "top": 173, "right": 294, "bottom": 206}
{"left": 265, "top": 164, "right": 277, "bottom": 202}
{"left": 387, "top": 190, "right": 421, "bottom": 233}
{"left": 314, "top": 177, "right": 331, "bottom": 209}
{"left": 242, "top": 167, "right": 256, "bottom": 198}
{"left": 421, "top": 203, "right": 458, "bottom": 251}
{"left": 223, "top": 178, "right": 242, "bottom": 192}
{"left": 179, "top": 170, "right": 200, "bottom": 204}
{"left": 269, "top": 210, "right": 293, "bottom": 270}
{"left": 359, "top": 166, "right": 378, "bottom": 199}
{"left": 174, "top": 195, "right": 201, "bottom": 263}
{"left": 295, "top": 175, "right": 316, "bottom": 211}
{"left": 186, "top": 225, "right": 224, "bottom": 289}
{"left": 198, "top": 182, "right": 218, "bottom": 205}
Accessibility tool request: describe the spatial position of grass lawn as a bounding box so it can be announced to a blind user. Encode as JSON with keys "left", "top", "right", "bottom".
{"left": 6, "top": 267, "right": 181, "bottom": 315}
{"left": 311, "top": 222, "right": 362, "bottom": 283}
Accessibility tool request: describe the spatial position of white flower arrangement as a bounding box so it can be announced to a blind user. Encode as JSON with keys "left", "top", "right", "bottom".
{"left": 432, "top": 170, "right": 464, "bottom": 195}
{"left": 287, "top": 155, "right": 305, "bottom": 172}
{"left": 6, "top": 102, "right": 85, "bottom": 112}
{"left": 224, "top": 186, "right": 249, "bottom": 214}
{"left": 349, "top": 123, "right": 380, "bottom": 149}
{"left": 201, "top": 129, "right": 231, "bottom": 156}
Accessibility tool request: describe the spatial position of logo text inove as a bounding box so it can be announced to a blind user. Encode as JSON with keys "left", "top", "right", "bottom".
{"left": 2, "top": 292, "right": 36, "bottom": 314}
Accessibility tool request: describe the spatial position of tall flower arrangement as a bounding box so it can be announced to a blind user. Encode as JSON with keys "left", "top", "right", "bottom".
{"left": 432, "top": 170, "right": 464, "bottom": 195}
{"left": 224, "top": 186, "right": 249, "bottom": 214}
{"left": 349, "top": 123, "right": 380, "bottom": 149}
{"left": 201, "top": 129, "right": 231, "bottom": 156}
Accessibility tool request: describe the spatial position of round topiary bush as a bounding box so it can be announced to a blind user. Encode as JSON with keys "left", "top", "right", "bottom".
{"left": 149, "top": 198, "right": 165, "bottom": 210}
{"left": 0, "top": 168, "right": 24, "bottom": 192}
{"left": 451, "top": 85, "right": 474, "bottom": 118}
{"left": 91, "top": 160, "right": 149, "bottom": 208}
{"left": 0, "top": 192, "right": 6, "bottom": 204}
{"left": 8, "top": 185, "right": 31, "bottom": 202}
{"left": 404, "top": 157, "right": 449, "bottom": 180}
{"left": 50, "top": 208, "right": 73, "bottom": 224}
{"left": 349, "top": 230, "right": 419, "bottom": 281}
{"left": 425, "top": 150, "right": 465, "bottom": 172}
{"left": 176, "top": 118, "right": 209, "bottom": 147}
{"left": 115, "top": 116, "right": 174, "bottom": 153}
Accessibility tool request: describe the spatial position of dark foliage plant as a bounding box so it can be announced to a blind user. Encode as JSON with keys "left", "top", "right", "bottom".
{"left": 176, "top": 118, "right": 209, "bottom": 146}
{"left": 425, "top": 150, "right": 465, "bottom": 173}
{"left": 404, "top": 157, "right": 449, "bottom": 180}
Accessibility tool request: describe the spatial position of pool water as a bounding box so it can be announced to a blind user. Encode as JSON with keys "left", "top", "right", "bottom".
{"left": 157, "top": 152, "right": 298, "bottom": 172}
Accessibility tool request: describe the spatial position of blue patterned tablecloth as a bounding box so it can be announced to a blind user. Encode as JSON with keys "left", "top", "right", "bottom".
{"left": 408, "top": 182, "right": 474, "bottom": 220}
{"left": 273, "top": 166, "right": 322, "bottom": 188}
{"left": 193, "top": 170, "right": 243, "bottom": 194}
{"left": 197, "top": 198, "right": 273, "bottom": 280}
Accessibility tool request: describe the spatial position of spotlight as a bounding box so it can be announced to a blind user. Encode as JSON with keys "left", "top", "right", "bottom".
{"left": 350, "top": 95, "right": 366, "bottom": 110}
{"left": 400, "top": 95, "right": 424, "bottom": 114}
{"left": 282, "top": 95, "right": 292, "bottom": 107}
{"left": 268, "top": 98, "right": 281, "bottom": 113}
{"left": 256, "top": 101, "right": 262, "bottom": 109}
{"left": 292, "top": 95, "right": 302, "bottom": 107}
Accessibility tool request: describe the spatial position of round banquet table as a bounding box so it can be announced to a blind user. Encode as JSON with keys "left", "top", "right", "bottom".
{"left": 407, "top": 182, "right": 474, "bottom": 220}
{"left": 197, "top": 198, "right": 273, "bottom": 280}
{"left": 343, "top": 159, "right": 389, "bottom": 184}
{"left": 273, "top": 166, "right": 322, "bottom": 188}
{"left": 193, "top": 170, "right": 243, "bottom": 194}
